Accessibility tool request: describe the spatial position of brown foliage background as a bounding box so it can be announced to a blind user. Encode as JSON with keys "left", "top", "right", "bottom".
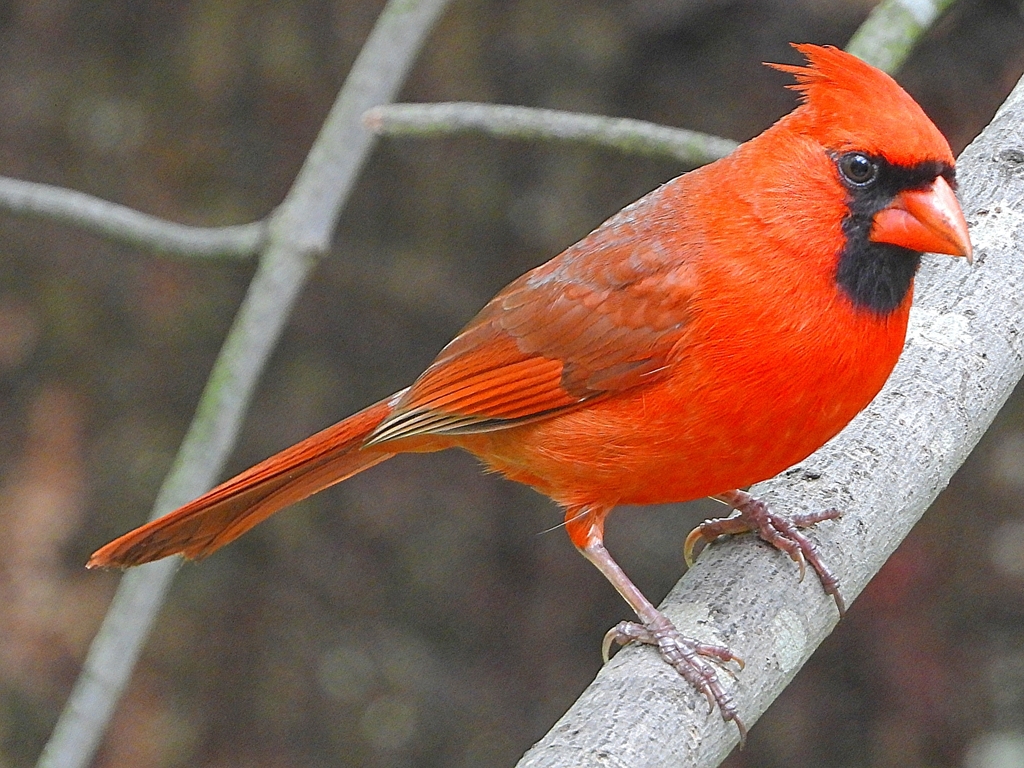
{"left": 0, "top": 1, "right": 1022, "bottom": 766}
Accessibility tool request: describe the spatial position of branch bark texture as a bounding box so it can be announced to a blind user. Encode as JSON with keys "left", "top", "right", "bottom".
{"left": 516, "top": 71, "right": 1024, "bottom": 768}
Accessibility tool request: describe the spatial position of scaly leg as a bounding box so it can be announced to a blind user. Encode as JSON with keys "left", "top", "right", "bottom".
{"left": 685, "top": 489, "right": 845, "bottom": 615}
{"left": 565, "top": 506, "right": 747, "bottom": 742}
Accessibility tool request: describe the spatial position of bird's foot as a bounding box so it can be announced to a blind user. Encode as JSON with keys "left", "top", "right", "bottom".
{"left": 685, "top": 490, "right": 845, "bottom": 616}
{"left": 603, "top": 612, "right": 747, "bottom": 743}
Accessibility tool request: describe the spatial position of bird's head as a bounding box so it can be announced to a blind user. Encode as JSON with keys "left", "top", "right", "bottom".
{"left": 763, "top": 44, "right": 972, "bottom": 313}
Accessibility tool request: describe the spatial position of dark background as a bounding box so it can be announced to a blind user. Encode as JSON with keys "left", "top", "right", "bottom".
{"left": 1, "top": 1, "right": 1023, "bottom": 766}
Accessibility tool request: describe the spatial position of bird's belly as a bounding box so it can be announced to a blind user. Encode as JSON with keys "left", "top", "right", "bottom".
{"left": 471, "top": 394, "right": 846, "bottom": 506}
{"left": 458, "top": 316, "right": 905, "bottom": 509}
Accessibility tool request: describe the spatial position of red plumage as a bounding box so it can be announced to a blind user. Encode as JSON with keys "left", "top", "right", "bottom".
{"left": 89, "top": 45, "right": 972, "bottom": 738}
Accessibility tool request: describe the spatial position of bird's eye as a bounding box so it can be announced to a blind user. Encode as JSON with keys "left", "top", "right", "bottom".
{"left": 838, "top": 153, "right": 879, "bottom": 186}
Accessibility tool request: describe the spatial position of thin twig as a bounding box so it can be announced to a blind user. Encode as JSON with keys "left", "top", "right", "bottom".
{"left": 0, "top": 176, "right": 265, "bottom": 259}
{"left": 365, "top": 102, "right": 739, "bottom": 165}
{"left": 35, "top": 2, "right": 453, "bottom": 767}
{"left": 846, "top": 0, "right": 959, "bottom": 72}
{"left": 366, "top": 0, "right": 959, "bottom": 170}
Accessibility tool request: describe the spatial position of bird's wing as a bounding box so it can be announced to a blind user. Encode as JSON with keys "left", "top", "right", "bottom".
{"left": 368, "top": 190, "right": 699, "bottom": 443}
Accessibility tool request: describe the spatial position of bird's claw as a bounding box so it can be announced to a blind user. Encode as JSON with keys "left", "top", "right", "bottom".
{"left": 790, "top": 545, "right": 807, "bottom": 582}
{"left": 687, "top": 492, "right": 846, "bottom": 616}
{"left": 684, "top": 512, "right": 748, "bottom": 567}
{"left": 602, "top": 615, "right": 747, "bottom": 744}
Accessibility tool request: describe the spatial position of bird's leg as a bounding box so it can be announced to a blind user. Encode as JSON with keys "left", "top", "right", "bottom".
{"left": 685, "top": 489, "right": 845, "bottom": 616}
{"left": 565, "top": 506, "right": 747, "bottom": 742}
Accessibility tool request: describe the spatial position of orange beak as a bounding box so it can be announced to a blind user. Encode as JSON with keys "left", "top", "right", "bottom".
{"left": 870, "top": 175, "right": 973, "bottom": 263}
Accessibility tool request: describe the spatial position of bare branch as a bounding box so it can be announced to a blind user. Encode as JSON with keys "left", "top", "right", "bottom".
{"left": 516, "top": 66, "right": 1024, "bottom": 768}
{"left": 35, "top": 2, "right": 453, "bottom": 767}
{"left": 846, "top": 0, "right": 959, "bottom": 72}
{"left": 364, "top": 0, "right": 959, "bottom": 173}
{"left": 365, "top": 102, "right": 739, "bottom": 165}
{"left": 0, "top": 176, "right": 265, "bottom": 259}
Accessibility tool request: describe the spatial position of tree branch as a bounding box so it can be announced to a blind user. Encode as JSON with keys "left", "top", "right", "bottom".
{"left": 364, "top": 103, "right": 739, "bottom": 166}
{"left": 35, "top": 2, "right": 452, "bottom": 767}
{"left": 516, "top": 67, "right": 1024, "bottom": 768}
{"left": 846, "top": 0, "right": 959, "bottom": 72}
{"left": 0, "top": 176, "right": 265, "bottom": 259}
{"left": 361, "top": 0, "right": 960, "bottom": 173}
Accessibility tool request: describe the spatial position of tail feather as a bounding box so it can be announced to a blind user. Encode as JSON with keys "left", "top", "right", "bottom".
{"left": 88, "top": 396, "right": 397, "bottom": 568}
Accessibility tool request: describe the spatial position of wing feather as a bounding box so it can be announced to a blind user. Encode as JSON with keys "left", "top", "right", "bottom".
{"left": 368, "top": 180, "right": 700, "bottom": 445}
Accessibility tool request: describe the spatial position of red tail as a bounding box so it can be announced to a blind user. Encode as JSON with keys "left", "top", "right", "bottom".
{"left": 88, "top": 397, "right": 396, "bottom": 568}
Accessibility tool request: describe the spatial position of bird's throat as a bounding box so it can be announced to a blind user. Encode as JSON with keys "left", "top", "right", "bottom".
{"left": 834, "top": 237, "right": 920, "bottom": 316}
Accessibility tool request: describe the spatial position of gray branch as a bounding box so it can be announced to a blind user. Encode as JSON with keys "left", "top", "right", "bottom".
{"left": 516, "top": 69, "right": 1024, "bottom": 768}
{"left": 0, "top": 176, "right": 265, "bottom": 258}
{"left": 365, "top": 102, "right": 739, "bottom": 166}
{"left": 34, "top": 2, "right": 453, "bottom": 767}
{"left": 364, "top": 0, "right": 959, "bottom": 172}
{"left": 846, "top": 0, "right": 959, "bottom": 72}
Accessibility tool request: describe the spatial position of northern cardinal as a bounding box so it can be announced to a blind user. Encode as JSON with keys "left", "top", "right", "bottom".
{"left": 90, "top": 45, "right": 972, "bottom": 738}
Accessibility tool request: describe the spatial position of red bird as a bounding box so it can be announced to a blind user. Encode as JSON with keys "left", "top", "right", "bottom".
{"left": 90, "top": 45, "right": 972, "bottom": 738}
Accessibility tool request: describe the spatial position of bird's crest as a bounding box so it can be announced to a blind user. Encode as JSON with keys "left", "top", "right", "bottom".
{"left": 767, "top": 44, "right": 954, "bottom": 167}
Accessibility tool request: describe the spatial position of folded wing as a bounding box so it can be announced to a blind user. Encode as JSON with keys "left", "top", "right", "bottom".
{"left": 368, "top": 193, "right": 698, "bottom": 444}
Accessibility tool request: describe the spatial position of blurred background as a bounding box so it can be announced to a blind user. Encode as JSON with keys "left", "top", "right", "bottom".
{"left": 0, "top": 0, "right": 1023, "bottom": 766}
